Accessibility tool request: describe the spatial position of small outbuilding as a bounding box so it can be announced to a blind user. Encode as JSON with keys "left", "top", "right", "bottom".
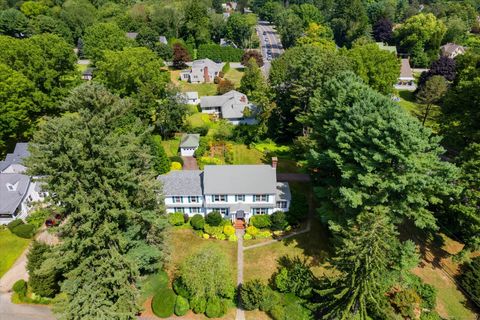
{"left": 82, "top": 68, "right": 94, "bottom": 81}
{"left": 179, "top": 134, "right": 200, "bottom": 157}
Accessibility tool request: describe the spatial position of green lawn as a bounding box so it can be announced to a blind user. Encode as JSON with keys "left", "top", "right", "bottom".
{"left": 224, "top": 68, "right": 244, "bottom": 87}
{"left": 161, "top": 137, "right": 180, "bottom": 157}
{"left": 186, "top": 112, "right": 212, "bottom": 128}
{"left": 0, "top": 228, "right": 30, "bottom": 278}
{"left": 230, "top": 144, "right": 264, "bottom": 165}
{"left": 397, "top": 91, "right": 441, "bottom": 131}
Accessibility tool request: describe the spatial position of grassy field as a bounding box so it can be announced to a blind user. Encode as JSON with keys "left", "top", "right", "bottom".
{"left": 0, "top": 228, "right": 30, "bottom": 278}
{"left": 161, "top": 136, "right": 181, "bottom": 157}
{"left": 230, "top": 144, "right": 264, "bottom": 165}
{"left": 224, "top": 68, "right": 244, "bottom": 87}
{"left": 397, "top": 91, "right": 441, "bottom": 131}
{"left": 164, "top": 228, "right": 237, "bottom": 284}
{"left": 186, "top": 112, "right": 212, "bottom": 128}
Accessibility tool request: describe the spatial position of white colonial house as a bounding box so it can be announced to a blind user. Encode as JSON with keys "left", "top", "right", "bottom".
{"left": 157, "top": 158, "right": 291, "bottom": 223}
{"left": 179, "top": 134, "right": 200, "bottom": 157}
{"left": 180, "top": 59, "right": 223, "bottom": 83}
{"left": 0, "top": 143, "right": 46, "bottom": 224}
{"left": 200, "top": 90, "right": 257, "bottom": 125}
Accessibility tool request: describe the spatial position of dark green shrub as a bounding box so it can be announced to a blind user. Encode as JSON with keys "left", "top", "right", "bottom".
{"left": 286, "top": 191, "right": 308, "bottom": 225}
{"left": 273, "top": 256, "right": 315, "bottom": 298}
{"left": 12, "top": 223, "right": 36, "bottom": 238}
{"left": 249, "top": 215, "right": 271, "bottom": 229}
{"left": 197, "top": 44, "right": 243, "bottom": 62}
{"left": 205, "top": 211, "right": 222, "bottom": 226}
{"left": 240, "top": 279, "right": 268, "bottom": 310}
{"left": 26, "top": 209, "right": 51, "bottom": 229}
{"left": 190, "top": 214, "right": 205, "bottom": 230}
{"left": 174, "top": 295, "right": 189, "bottom": 316}
{"left": 27, "top": 241, "right": 60, "bottom": 298}
{"left": 12, "top": 279, "right": 27, "bottom": 296}
{"left": 205, "top": 297, "right": 223, "bottom": 318}
{"left": 168, "top": 212, "right": 185, "bottom": 226}
{"left": 458, "top": 256, "right": 480, "bottom": 306}
{"left": 190, "top": 296, "right": 207, "bottom": 314}
{"left": 259, "top": 288, "right": 280, "bottom": 312}
{"left": 270, "top": 211, "right": 288, "bottom": 231}
{"left": 169, "top": 155, "right": 183, "bottom": 165}
{"left": 173, "top": 277, "right": 190, "bottom": 299}
{"left": 150, "top": 134, "right": 171, "bottom": 175}
{"left": 194, "top": 137, "right": 209, "bottom": 158}
{"left": 152, "top": 288, "right": 176, "bottom": 318}
{"left": 7, "top": 219, "right": 24, "bottom": 231}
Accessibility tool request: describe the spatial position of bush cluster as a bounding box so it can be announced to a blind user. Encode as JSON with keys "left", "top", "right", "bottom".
{"left": 152, "top": 288, "right": 177, "bottom": 318}
{"left": 173, "top": 277, "right": 190, "bottom": 299}
{"left": 12, "top": 279, "right": 27, "bottom": 297}
{"left": 250, "top": 215, "right": 271, "bottom": 228}
{"left": 8, "top": 220, "right": 36, "bottom": 238}
{"left": 168, "top": 212, "right": 185, "bottom": 226}
{"left": 197, "top": 44, "right": 243, "bottom": 62}
{"left": 205, "top": 211, "right": 222, "bottom": 226}
{"left": 271, "top": 211, "right": 288, "bottom": 231}
{"left": 174, "top": 295, "right": 189, "bottom": 316}
{"left": 190, "top": 214, "right": 205, "bottom": 230}
{"left": 169, "top": 155, "right": 184, "bottom": 165}
{"left": 223, "top": 225, "right": 235, "bottom": 237}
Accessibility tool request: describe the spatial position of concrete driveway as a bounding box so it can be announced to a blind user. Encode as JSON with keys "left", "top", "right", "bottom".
{"left": 0, "top": 292, "right": 54, "bottom": 320}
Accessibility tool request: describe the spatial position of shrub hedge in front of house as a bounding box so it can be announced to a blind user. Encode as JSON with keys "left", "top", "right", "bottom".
{"left": 168, "top": 212, "right": 185, "bottom": 226}
{"left": 11, "top": 223, "right": 36, "bottom": 238}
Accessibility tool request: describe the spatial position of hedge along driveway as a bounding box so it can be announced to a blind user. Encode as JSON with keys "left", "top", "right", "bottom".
{"left": 0, "top": 229, "right": 30, "bottom": 279}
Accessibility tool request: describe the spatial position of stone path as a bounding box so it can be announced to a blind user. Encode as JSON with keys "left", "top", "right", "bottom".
{"left": 235, "top": 229, "right": 246, "bottom": 320}
{"left": 181, "top": 156, "right": 198, "bottom": 170}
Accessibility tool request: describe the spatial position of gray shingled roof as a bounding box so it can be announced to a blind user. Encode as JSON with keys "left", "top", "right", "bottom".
{"left": 276, "top": 182, "right": 291, "bottom": 201}
{"left": 157, "top": 170, "right": 203, "bottom": 196}
{"left": 0, "top": 173, "right": 30, "bottom": 215}
{"left": 0, "top": 143, "right": 29, "bottom": 172}
{"left": 204, "top": 165, "right": 276, "bottom": 194}
{"left": 200, "top": 90, "right": 251, "bottom": 119}
{"left": 180, "top": 134, "right": 200, "bottom": 148}
{"left": 399, "top": 59, "right": 414, "bottom": 80}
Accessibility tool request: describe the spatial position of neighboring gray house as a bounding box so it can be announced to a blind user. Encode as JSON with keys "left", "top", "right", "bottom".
{"left": 0, "top": 143, "right": 46, "bottom": 224}
{"left": 200, "top": 90, "right": 257, "bottom": 125}
{"left": 180, "top": 59, "right": 223, "bottom": 83}
{"left": 158, "top": 158, "right": 291, "bottom": 223}
{"left": 180, "top": 134, "right": 200, "bottom": 156}
{"left": 184, "top": 91, "right": 199, "bottom": 105}
{"left": 395, "top": 58, "right": 416, "bottom": 91}
{"left": 440, "top": 43, "right": 466, "bottom": 59}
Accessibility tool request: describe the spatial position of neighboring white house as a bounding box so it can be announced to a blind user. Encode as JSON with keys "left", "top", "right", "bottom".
{"left": 200, "top": 90, "right": 257, "bottom": 125}
{"left": 184, "top": 92, "right": 200, "bottom": 105}
{"left": 0, "top": 143, "right": 46, "bottom": 225}
{"left": 157, "top": 158, "right": 291, "bottom": 223}
{"left": 395, "top": 59, "right": 416, "bottom": 91}
{"left": 440, "top": 43, "right": 466, "bottom": 59}
{"left": 180, "top": 59, "right": 223, "bottom": 83}
{"left": 179, "top": 134, "right": 200, "bottom": 157}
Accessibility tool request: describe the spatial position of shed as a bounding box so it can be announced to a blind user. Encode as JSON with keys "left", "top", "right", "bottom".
{"left": 179, "top": 134, "right": 200, "bottom": 157}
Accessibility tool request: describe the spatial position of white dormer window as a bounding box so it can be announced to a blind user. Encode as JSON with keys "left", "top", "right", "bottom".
{"left": 6, "top": 182, "right": 18, "bottom": 191}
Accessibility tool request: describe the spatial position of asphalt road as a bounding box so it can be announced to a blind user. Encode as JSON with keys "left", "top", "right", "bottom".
{"left": 256, "top": 21, "right": 284, "bottom": 75}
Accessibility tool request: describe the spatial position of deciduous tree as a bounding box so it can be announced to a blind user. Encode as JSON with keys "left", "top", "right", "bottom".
{"left": 415, "top": 75, "right": 448, "bottom": 125}
{"left": 83, "top": 22, "right": 132, "bottom": 62}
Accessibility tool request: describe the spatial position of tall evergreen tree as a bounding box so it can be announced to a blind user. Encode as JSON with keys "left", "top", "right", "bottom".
{"left": 330, "top": 0, "right": 370, "bottom": 47}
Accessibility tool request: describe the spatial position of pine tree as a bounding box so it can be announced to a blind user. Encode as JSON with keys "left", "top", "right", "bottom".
{"left": 26, "top": 241, "right": 60, "bottom": 298}
{"left": 318, "top": 208, "right": 398, "bottom": 319}
{"left": 150, "top": 134, "right": 170, "bottom": 174}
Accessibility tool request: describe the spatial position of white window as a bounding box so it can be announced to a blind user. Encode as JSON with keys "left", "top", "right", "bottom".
{"left": 235, "top": 195, "right": 245, "bottom": 202}
{"left": 7, "top": 184, "right": 14, "bottom": 191}
{"left": 253, "top": 194, "right": 269, "bottom": 202}
{"left": 252, "top": 208, "right": 269, "bottom": 215}
{"left": 190, "top": 207, "right": 201, "bottom": 213}
{"left": 189, "top": 196, "right": 199, "bottom": 203}
{"left": 212, "top": 195, "right": 227, "bottom": 202}
{"left": 276, "top": 201, "right": 287, "bottom": 209}
{"left": 173, "top": 196, "right": 183, "bottom": 203}
{"left": 218, "top": 208, "right": 229, "bottom": 215}
{"left": 174, "top": 207, "right": 185, "bottom": 213}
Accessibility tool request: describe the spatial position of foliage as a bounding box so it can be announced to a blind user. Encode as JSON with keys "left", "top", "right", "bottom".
{"left": 217, "top": 78, "right": 235, "bottom": 95}
{"left": 190, "top": 296, "right": 207, "bottom": 314}
{"left": 205, "top": 211, "right": 222, "bottom": 226}
{"left": 179, "top": 246, "right": 235, "bottom": 301}
{"left": 83, "top": 22, "right": 132, "bottom": 62}
{"left": 268, "top": 293, "right": 312, "bottom": 320}
{"left": 249, "top": 215, "right": 271, "bottom": 229}
{"left": 242, "top": 50, "right": 264, "bottom": 67}
{"left": 240, "top": 279, "right": 269, "bottom": 310}
{"left": 27, "top": 241, "right": 60, "bottom": 298}
{"left": 0, "top": 8, "right": 28, "bottom": 37}
{"left": 7, "top": 219, "right": 24, "bottom": 231}
{"left": 286, "top": 191, "right": 308, "bottom": 225}
{"left": 246, "top": 225, "right": 259, "bottom": 237}
{"left": 150, "top": 135, "right": 170, "bottom": 175}
{"left": 194, "top": 137, "right": 209, "bottom": 158}
{"left": 26, "top": 84, "right": 167, "bottom": 319}
{"left": 197, "top": 44, "right": 243, "bottom": 62}
{"left": 168, "top": 212, "right": 185, "bottom": 226}
{"left": 240, "top": 59, "right": 268, "bottom": 102}
{"left": 26, "top": 209, "right": 50, "bottom": 229}
{"left": 330, "top": 0, "right": 370, "bottom": 47}
{"left": 226, "top": 13, "right": 256, "bottom": 48}
{"left": 415, "top": 75, "right": 448, "bottom": 125}
{"left": 391, "top": 289, "right": 421, "bottom": 319}
{"left": 306, "top": 72, "right": 457, "bottom": 228}
{"left": 223, "top": 225, "right": 235, "bottom": 237}
{"left": 244, "top": 233, "right": 252, "bottom": 240}
{"left": 12, "top": 279, "right": 27, "bottom": 296}
{"left": 270, "top": 211, "right": 288, "bottom": 231}
{"left": 152, "top": 288, "right": 176, "bottom": 318}
{"left": 273, "top": 256, "right": 316, "bottom": 298}
{"left": 228, "top": 234, "right": 237, "bottom": 241}
{"left": 318, "top": 209, "right": 399, "bottom": 319}
{"left": 296, "top": 23, "right": 336, "bottom": 50}
{"left": 174, "top": 295, "right": 189, "bottom": 316}
{"left": 346, "top": 42, "right": 400, "bottom": 94}
{"left": 170, "top": 162, "right": 182, "bottom": 170}
{"left": 458, "top": 257, "right": 480, "bottom": 306}
{"left": 173, "top": 43, "right": 191, "bottom": 69}
{"left": 373, "top": 18, "right": 393, "bottom": 43}
{"left": 152, "top": 87, "right": 189, "bottom": 138}
{"left": 173, "top": 277, "right": 190, "bottom": 299}
{"left": 11, "top": 223, "right": 36, "bottom": 238}
{"left": 204, "top": 224, "right": 224, "bottom": 239}
{"left": 190, "top": 214, "right": 205, "bottom": 230}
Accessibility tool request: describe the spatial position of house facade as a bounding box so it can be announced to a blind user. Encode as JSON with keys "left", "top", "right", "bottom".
{"left": 157, "top": 159, "right": 291, "bottom": 222}
{"left": 200, "top": 90, "right": 257, "bottom": 125}
{"left": 395, "top": 58, "right": 416, "bottom": 91}
{"left": 180, "top": 59, "right": 223, "bottom": 83}
{"left": 0, "top": 143, "right": 46, "bottom": 224}
{"left": 440, "top": 43, "right": 466, "bottom": 59}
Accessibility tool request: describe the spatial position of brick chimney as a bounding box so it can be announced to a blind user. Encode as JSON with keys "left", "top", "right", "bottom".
{"left": 271, "top": 157, "right": 278, "bottom": 169}
{"left": 203, "top": 66, "right": 210, "bottom": 83}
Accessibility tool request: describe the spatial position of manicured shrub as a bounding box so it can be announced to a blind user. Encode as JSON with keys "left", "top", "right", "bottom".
{"left": 203, "top": 233, "right": 210, "bottom": 239}
{"left": 205, "top": 211, "right": 222, "bottom": 226}
{"left": 204, "top": 224, "right": 223, "bottom": 238}
{"left": 168, "top": 212, "right": 185, "bottom": 226}
{"left": 228, "top": 234, "right": 237, "bottom": 241}
{"left": 170, "top": 161, "right": 182, "bottom": 170}
{"left": 12, "top": 223, "right": 36, "bottom": 238}
{"left": 249, "top": 215, "right": 271, "bottom": 229}
{"left": 223, "top": 225, "right": 235, "bottom": 237}
{"left": 259, "top": 288, "right": 280, "bottom": 312}
{"left": 246, "top": 225, "right": 259, "bottom": 238}
{"left": 7, "top": 219, "right": 24, "bottom": 231}
{"left": 220, "top": 219, "right": 231, "bottom": 226}
{"left": 174, "top": 295, "right": 190, "bottom": 316}
{"left": 240, "top": 279, "right": 268, "bottom": 310}
{"left": 216, "top": 233, "right": 226, "bottom": 240}
{"left": 190, "top": 296, "right": 207, "bottom": 314}
{"left": 205, "top": 297, "right": 223, "bottom": 318}
{"left": 173, "top": 277, "right": 190, "bottom": 299}
{"left": 152, "top": 288, "right": 176, "bottom": 318}
{"left": 190, "top": 214, "right": 205, "bottom": 230}
{"left": 244, "top": 233, "right": 253, "bottom": 240}
{"left": 270, "top": 211, "right": 288, "bottom": 231}
{"left": 170, "top": 155, "right": 184, "bottom": 165}
{"left": 12, "top": 279, "right": 27, "bottom": 296}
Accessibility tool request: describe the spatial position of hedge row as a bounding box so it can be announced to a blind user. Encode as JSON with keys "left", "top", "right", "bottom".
{"left": 7, "top": 219, "right": 36, "bottom": 238}
{"left": 197, "top": 44, "right": 243, "bottom": 62}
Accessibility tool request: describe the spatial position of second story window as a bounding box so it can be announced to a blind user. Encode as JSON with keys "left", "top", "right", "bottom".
{"left": 212, "top": 195, "right": 227, "bottom": 202}
{"left": 235, "top": 195, "right": 245, "bottom": 202}
{"left": 189, "top": 196, "right": 199, "bottom": 203}
{"left": 276, "top": 201, "right": 287, "bottom": 209}
{"left": 253, "top": 194, "right": 269, "bottom": 202}
{"left": 173, "top": 196, "right": 183, "bottom": 203}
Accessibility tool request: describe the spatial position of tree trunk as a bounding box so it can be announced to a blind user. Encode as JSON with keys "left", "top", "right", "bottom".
{"left": 422, "top": 104, "right": 431, "bottom": 126}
